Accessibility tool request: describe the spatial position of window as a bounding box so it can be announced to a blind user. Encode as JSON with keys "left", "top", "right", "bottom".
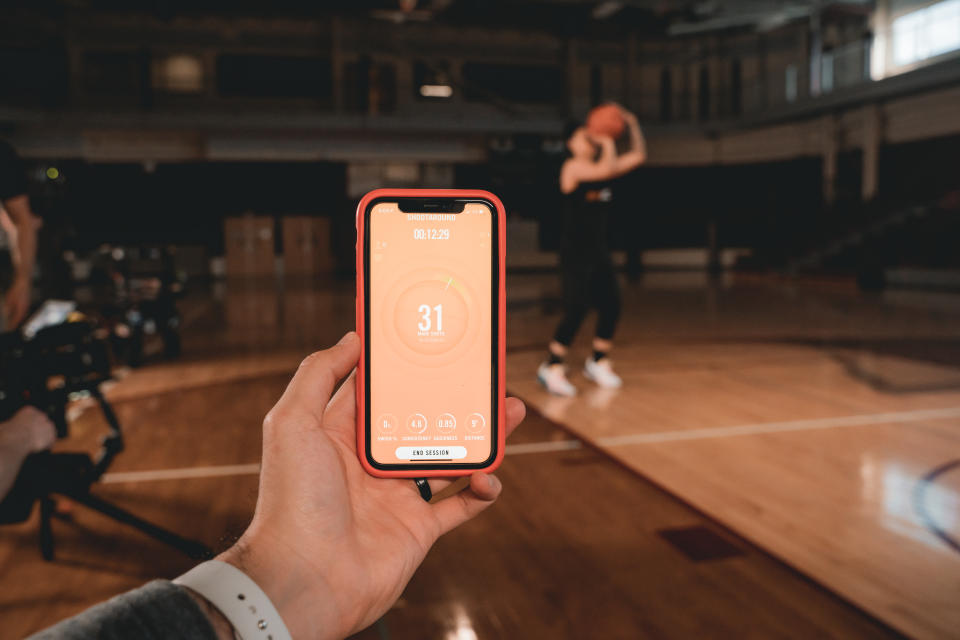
{"left": 893, "top": 0, "right": 960, "bottom": 66}
{"left": 928, "top": 0, "right": 960, "bottom": 56}
{"left": 820, "top": 50, "right": 834, "bottom": 93}
{"left": 785, "top": 64, "right": 798, "bottom": 102}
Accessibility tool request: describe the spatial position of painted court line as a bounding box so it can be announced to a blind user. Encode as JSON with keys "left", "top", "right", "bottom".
{"left": 505, "top": 440, "right": 582, "bottom": 454}
{"left": 100, "top": 442, "right": 584, "bottom": 484}
{"left": 100, "top": 406, "right": 960, "bottom": 484}
{"left": 595, "top": 406, "right": 960, "bottom": 447}
{"left": 102, "top": 463, "right": 262, "bottom": 484}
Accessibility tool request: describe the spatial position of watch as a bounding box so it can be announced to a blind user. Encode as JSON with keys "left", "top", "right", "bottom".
{"left": 174, "top": 560, "right": 292, "bottom": 640}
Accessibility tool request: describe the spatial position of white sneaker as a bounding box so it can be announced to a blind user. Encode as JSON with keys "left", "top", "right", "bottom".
{"left": 537, "top": 362, "right": 577, "bottom": 397}
{"left": 583, "top": 357, "right": 623, "bottom": 389}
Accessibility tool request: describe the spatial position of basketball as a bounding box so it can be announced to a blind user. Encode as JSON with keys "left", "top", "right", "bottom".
{"left": 586, "top": 103, "right": 626, "bottom": 139}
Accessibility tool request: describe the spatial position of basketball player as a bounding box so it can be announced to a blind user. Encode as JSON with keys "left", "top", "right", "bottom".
{"left": 538, "top": 104, "right": 646, "bottom": 396}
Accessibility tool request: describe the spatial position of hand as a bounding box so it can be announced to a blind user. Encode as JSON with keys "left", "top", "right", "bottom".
{"left": 586, "top": 131, "right": 614, "bottom": 147}
{"left": 217, "top": 332, "right": 526, "bottom": 640}
{"left": 0, "top": 406, "right": 56, "bottom": 454}
{"left": 610, "top": 101, "right": 637, "bottom": 123}
{"left": 3, "top": 276, "right": 30, "bottom": 328}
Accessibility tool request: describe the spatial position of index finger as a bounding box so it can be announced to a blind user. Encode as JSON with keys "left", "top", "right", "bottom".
{"left": 504, "top": 396, "right": 525, "bottom": 439}
{"left": 272, "top": 332, "right": 360, "bottom": 422}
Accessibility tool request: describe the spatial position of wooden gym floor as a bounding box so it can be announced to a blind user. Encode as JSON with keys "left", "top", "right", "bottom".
{"left": 2, "top": 272, "right": 957, "bottom": 639}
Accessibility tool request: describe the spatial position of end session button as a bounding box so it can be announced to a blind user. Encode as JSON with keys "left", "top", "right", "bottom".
{"left": 395, "top": 446, "right": 467, "bottom": 460}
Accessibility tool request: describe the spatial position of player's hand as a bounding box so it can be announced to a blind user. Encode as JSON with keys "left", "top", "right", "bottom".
{"left": 217, "top": 332, "right": 525, "bottom": 640}
{"left": 3, "top": 276, "right": 30, "bottom": 328}
{"left": 608, "top": 102, "right": 638, "bottom": 125}
{"left": 586, "top": 131, "right": 615, "bottom": 146}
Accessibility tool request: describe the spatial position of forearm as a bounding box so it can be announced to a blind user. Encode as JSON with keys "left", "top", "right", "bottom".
{"left": 627, "top": 117, "right": 645, "bottom": 158}
{"left": 597, "top": 137, "right": 617, "bottom": 168}
{"left": 616, "top": 120, "right": 646, "bottom": 173}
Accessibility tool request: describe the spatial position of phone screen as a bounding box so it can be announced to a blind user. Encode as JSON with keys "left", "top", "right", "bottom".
{"left": 365, "top": 200, "right": 496, "bottom": 468}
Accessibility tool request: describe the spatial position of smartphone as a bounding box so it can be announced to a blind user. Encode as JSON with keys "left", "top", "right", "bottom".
{"left": 356, "top": 189, "right": 506, "bottom": 478}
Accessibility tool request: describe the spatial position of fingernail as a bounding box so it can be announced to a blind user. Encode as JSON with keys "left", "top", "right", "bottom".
{"left": 338, "top": 331, "right": 357, "bottom": 345}
{"left": 487, "top": 474, "right": 500, "bottom": 491}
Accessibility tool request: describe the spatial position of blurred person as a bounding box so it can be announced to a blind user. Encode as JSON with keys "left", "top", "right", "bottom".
{"left": 0, "top": 407, "right": 56, "bottom": 500}
{"left": 0, "top": 140, "right": 41, "bottom": 329}
{"left": 538, "top": 105, "right": 646, "bottom": 396}
{"left": 29, "top": 332, "right": 527, "bottom": 640}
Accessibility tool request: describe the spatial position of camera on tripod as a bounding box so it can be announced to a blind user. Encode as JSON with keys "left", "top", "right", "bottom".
{"left": 0, "top": 302, "right": 208, "bottom": 560}
{"left": 0, "top": 305, "right": 111, "bottom": 439}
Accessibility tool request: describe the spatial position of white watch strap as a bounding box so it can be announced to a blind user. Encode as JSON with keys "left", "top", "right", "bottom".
{"left": 175, "top": 560, "right": 293, "bottom": 640}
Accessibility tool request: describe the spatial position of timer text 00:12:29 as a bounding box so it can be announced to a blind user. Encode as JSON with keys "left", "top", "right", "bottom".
{"left": 413, "top": 228, "right": 450, "bottom": 240}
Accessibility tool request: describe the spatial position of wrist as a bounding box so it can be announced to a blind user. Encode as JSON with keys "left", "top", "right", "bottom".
{"left": 217, "top": 534, "right": 344, "bottom": 640}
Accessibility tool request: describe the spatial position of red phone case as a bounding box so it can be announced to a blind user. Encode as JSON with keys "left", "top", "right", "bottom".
{"left": 355, "top": 189, "right": 507, "bottom": 478}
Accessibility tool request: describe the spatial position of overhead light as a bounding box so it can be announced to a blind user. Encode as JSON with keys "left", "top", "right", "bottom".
{"left": 155, "top": 54, "right": 204, "bottom": 93}
{"left": 592, "top": 1, "right": 623, "bottom": 19}
{"left": 420, "top": 84, "right": 453, "bottom": 98}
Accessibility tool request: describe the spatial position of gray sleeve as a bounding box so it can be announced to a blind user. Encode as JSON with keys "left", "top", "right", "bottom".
{"left": 28, "top": 580, "right": 219, "bottom": 640}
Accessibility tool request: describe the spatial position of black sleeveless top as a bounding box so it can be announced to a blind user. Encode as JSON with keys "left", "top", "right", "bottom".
{"left": 560, "top": 177, "right": 614, "bottom": 261}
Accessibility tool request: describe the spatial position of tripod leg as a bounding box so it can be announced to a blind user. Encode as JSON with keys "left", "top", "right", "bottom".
{"left": 63, "top": 492, "right": 212, "bottom": 560}
{"left": 40, "top": 497, "right": 55, "bottom": 561}
{"left": 93, "top": 387, "right": 123, "bottom": 436}
{"left": 90, "top": 387, "right": 125, "bottom": 479}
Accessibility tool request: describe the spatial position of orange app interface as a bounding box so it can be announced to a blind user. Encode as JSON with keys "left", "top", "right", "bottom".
{"left": 368, "top": 201, "right": 494, "bottom": 465}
